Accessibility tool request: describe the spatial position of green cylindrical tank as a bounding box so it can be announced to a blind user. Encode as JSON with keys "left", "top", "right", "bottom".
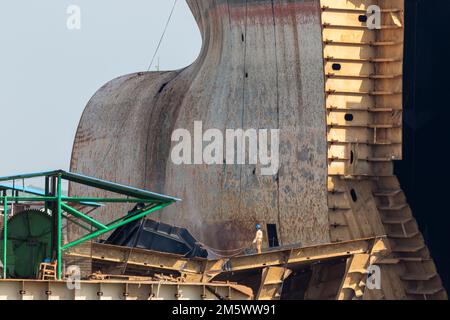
{"left": 0, "top": 210, "right": 53, "bottom": 278}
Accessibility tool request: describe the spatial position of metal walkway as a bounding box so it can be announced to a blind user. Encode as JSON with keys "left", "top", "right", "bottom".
{"left": 65, "top": 237, "right": 389, "bottom": 283}
{"left": 0, "top": 279, "right": 252, "bottom": 300}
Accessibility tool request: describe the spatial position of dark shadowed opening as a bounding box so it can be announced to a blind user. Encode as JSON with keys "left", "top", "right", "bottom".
{"left": 398, "top": 0, "right": 450, "bottom": 291}
{"left": 267, "top": 224, "right": 280, "bottom": 248}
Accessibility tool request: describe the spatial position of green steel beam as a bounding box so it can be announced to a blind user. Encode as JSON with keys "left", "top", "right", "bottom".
{"left": 0, "top": 170, "right": 60, "bottom": 182}
{"left": 57, "top": 175, "right": 62, "bottom": 280}
{"left": 61, "top": 203, "right": 107, "bottom": 230}
{"left": 62, "top": 213, "right": 92, "bottom": 232}
{"left": 0, "top": 169, "right": 180, "bottom": 281}
{"left": 0, "top": 170, "right": 180, "bottom": 203}
{"left": 105, "top": 204, "right": 157, "bottom": 227}
{"left": 59, "top": 171, "right": 180, "bottom": 202}
{"left": 6, "top": 197, "right": 57, "bottom": 202}
{"left": 61, "top": 197, "right": 161, "bottom": 204}
{"left": 3, "top": 197, "right": 7, "bottom": 279}
{"left": 44, "top": 178, "right": 49, "bottom": 214}
{"left": 61, "top": 202, "right": 172, "bottom": 250}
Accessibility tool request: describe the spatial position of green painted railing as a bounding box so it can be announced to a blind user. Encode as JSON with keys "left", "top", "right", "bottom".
{"left": 0, "top": 170, "right": 179, "bottom": 280}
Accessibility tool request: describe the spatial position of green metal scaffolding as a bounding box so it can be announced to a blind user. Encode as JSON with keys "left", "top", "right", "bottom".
{"left": 0, "top": 170, "right": 180, "bottom": 280}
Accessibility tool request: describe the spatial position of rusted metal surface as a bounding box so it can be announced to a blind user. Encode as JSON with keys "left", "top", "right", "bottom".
{"left": 64, "top": 237, "right": 389, "bottom": 300}
{"left": 70, "top": 0, "right": 329, "bottom": 249}
{"left": 0, "top": 279, "right": 253, "bottom": 300}
{"left": 65, "top": 237, "right": 384, "bottom": 283}
{"left": 320, "top": 0, "right": 447, "bottom": 300}
{"left": 68, "top": 0, "right": 448, "bottom": 300}
{"left": 256, "top": 267, "right": 292, "bottom": 300}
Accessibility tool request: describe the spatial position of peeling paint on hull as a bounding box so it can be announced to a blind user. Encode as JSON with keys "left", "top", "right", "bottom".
{"left": 70, "top": 0, "right": 329, "bottom": 250}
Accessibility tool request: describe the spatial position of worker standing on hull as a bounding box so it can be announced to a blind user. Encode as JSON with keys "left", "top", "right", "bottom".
{"left": 253, "top": 224, "right": 263, "bottom": 254}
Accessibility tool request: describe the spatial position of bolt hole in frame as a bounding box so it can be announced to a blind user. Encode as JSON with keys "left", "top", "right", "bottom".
{"left": 0, "top": 169, "right": 180, "bottom": 280}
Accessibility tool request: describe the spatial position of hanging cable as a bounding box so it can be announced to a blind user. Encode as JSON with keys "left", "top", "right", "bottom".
{"left": 147, "top": 0, "right": 178, "bottom": 71}
{"left": 97, "top": 0, "right": 178, "bottom": 166}
{"left": 197, "top": 241, "right": 251, "bottom": 258}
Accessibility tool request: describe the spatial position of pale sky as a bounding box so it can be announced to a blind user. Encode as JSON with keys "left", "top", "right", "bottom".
{"left": 0, "top": 0, "right": 201, "bottom": 177}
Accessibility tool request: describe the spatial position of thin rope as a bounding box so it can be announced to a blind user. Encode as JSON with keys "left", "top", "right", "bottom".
{"left": 208, "top": 250, "right": 245, "bottom": 258}
{"left": 147, "top": 0, "right": 178, "bottom": 71}
{"left": 199, "top": 242, "right": 248, "bottom": 253}
{"left": 198, "top": 241, "right": 251, "bottom": 258}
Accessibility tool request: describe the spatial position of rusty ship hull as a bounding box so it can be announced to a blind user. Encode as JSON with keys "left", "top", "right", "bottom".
{"left": 70, "top": 0, "right": 447, "bottom": 299}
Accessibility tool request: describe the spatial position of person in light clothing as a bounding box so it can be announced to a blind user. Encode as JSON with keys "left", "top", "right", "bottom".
{"left": 253, "top": 224, "right": 263, "bottom": 254}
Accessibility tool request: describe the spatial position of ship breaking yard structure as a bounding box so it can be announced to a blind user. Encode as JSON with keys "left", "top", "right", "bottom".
{"left": 0, "top": 0, "right": 447, "bottom": 300}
